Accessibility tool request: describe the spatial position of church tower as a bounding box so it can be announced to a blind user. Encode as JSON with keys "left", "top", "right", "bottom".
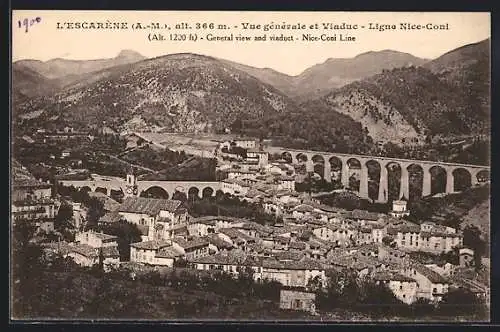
{"left": 125, "top": 167, "right": 138, "bottom": 197}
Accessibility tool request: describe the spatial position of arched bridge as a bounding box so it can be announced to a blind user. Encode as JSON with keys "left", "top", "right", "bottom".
{"left": 58, "top": 174, "right": 220, "bottom": 200}
{"left": 267, "top": 147, "right": 490, "bottom": 203}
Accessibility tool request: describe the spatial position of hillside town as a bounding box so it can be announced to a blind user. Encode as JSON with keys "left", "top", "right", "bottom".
{"left": 11, "top": 135, "right": 490, "bottom": 318}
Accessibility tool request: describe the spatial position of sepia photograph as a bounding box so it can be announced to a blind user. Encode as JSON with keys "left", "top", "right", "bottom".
{"left": 10, "top": 10, "right": 491, "bottom": 322}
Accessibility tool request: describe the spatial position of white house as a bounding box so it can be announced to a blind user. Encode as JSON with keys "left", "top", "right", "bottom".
{"left": 402, "top": 262, "right": 451, "bottom": 302}
{"left": 130, "top": 240, "right": 182, "bottom": 267}
{"left": 372, "top": 271, "right": 418, "bottom": 304}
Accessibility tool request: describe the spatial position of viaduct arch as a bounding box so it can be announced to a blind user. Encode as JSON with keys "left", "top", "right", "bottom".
{"left": 58, "top": 177, "right": 220, "bottom": 200}
{"left": 269, "top": 147, "right": 489, "bottom": 203}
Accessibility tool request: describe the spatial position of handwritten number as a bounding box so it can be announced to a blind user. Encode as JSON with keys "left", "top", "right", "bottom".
{"left": 18, "top": 17, "right": 42, "bottom": 33}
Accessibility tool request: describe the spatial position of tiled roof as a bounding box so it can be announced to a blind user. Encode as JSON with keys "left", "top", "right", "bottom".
{"left": 342, "top": 210, "right": 376, "bottom": 221}
{"left": 188, "top": 250, "right": 255, "bottom": 266}
{"left": 219, "top": 228, "right": 253, "bottom": 242}
{"left": 203, "top": 234, "right": 234, "bottom": 249}
{"left": 173, "top": 237, "right": 209, "bottom": 250}
{"left": 130, "top": 240, "right": 171, "bottom": 250}
{"left": 372, "top": 271, "right": 416, "bottom": 283}
{"left": 329, "top": 254, "right": 380, "bottom": 271}
{"left": 289, "top": 241, "right": 307, "bottom": 250}
{"left": 409, "top": 262, "right": 450, "bottom": 284}
{"left": 118, "top": 197, "right": 182, "bottom": 215}
{"left": 272, "top": 251, "right": 305, "bottom": 262}
{"left": 236, "top": 222, "right": 272, "bottom": 235}
{"left": 156, "top": 246, "right": 182, "bottom": 258}
{"left": 101, "top": 246, "right": 120, "bottom": 258}
{"left": 90, "top": 232, "right": 117, "bottom": 241}
{"left": 193, "top": 215, "right": 246, "bottom": 224}
{"left": 262, "top": 257, "right": 326, "bottom": 271}
{"left": 100, "top": 211, "right": 122, "bottom": 223}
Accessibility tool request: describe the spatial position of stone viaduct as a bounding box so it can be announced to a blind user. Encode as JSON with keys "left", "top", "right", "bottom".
{"left": 267, "top": 147, "right": 490, "bottom": 203}
{"left": 58, "top": 174, "right": 221, "bottom": 199}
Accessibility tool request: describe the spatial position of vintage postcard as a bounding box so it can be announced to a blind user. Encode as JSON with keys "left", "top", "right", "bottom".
{"left": 11, "top": 10, "right": 491, "bottom": 322}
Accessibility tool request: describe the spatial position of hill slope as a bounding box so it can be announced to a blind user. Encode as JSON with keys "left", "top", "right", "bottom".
{"left": 424, "top": 38, "right": 490, "bottom": 120}
{"left": 13, "top": 53, "right": 300, "bottom": 133}
{"left": 315, "top": 63, "right": 489, "bottom": 145}
{"left": 12, "top": 66, "right": 59, "bottom": 104}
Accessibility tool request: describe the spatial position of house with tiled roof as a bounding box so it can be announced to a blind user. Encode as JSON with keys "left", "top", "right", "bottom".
{"left": 88, "top": 191, "right": 121, "bottom": 212}
{"left": 217, "top": 228, "right": 255, "bottom": 250}
{"left": 220, "top": 178, "right": 250, "bottom": 196}
{"left": 372, "top": 271, "right": 418, "bottom": 304}
{"left": 43, "top": 241, "right": 120, "bottom": 269}
{"left": 328, "top": 253, "right": 384, "bottom": 278}
{"left": 288, "top": 241, "right": 307, "bottom": 252}
{"left": 130, "top": 240, "right": 183, "bottom": 267}
{"left": 377, "top": 245, "right": 409, "bottom": 267}
{"left": 272, "top": 250, "right": 306, "bottom": 262}
{"left": 202, "top": 233, "right": 235, "bottom": 253}
{"left": 188, "top": 250, "right": 261, "bottom": 278}
{"left": 401, "top": 261, "right": 451, "bottom": 302}
{"left": 232, "top": 221, "right": 272, "bottom": 239}
{"left": 172, "top": 236, "right": 210, "bottom": 260}
{"left": 117, "top": 197, "right": 189, "bottom": 241}
{"left": 187, "top": 217, "right": 217, "bottom": 237}
{"left": 386, "top": 220, "right": 462, "bottom": 254}
{"left": 11, "top": 160, "right": 58, "bottom": 231}
{"left": 260, "top": 257, "right": 327, "bottom": 288}
{"left": 75, "top": 230, "right": 118, "bottom": 249}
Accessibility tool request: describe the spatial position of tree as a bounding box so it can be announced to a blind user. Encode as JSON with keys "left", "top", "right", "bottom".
{"left": 462, "top": 225, "right": 486, "bottom": 269}
{"left": 100, "top": 220, "right": 142, "bottom": 261}
{"left": 356, "top": 279, "right": 402, "bottom": 317}
{"left": 55, "top": 202, "right": 74, "bottom": 231}
{"left": 172, "top": 190, "right": 188, "bottom": 202}
{"left": 307, "top": 275, "right": 323, "bottom": 292}
{"left": 12, "top": 223, "right": 45, "bottom": 317}
{"left": 85, "top": 197, "right": 105, "bottom": 229}
{"left": 382, "top": 235, "right": 396, "bottom": 247}
{"left": 439, "top": 288, "right": 485, "bottom": 317}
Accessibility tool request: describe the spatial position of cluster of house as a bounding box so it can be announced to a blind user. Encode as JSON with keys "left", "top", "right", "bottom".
{"left": 43, "top": 230, "right": 121, "bottom": 271}
{"left": 36, "top": 187, "right": 484, "bottom": 307}
{"left": 11, "top": 160, "right": 59, "bottom": 233}
{"left": 219, "top": 160, "right": 296, "bottom": 198}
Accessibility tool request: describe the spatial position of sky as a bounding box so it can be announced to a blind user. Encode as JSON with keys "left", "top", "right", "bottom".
{"left": 12, "top": 11, "right": 490, "bottom": 76}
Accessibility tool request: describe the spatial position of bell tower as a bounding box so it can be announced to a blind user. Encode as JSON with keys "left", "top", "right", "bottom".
{"left": 125, "top": 167, "right": 138, "bottom": 197}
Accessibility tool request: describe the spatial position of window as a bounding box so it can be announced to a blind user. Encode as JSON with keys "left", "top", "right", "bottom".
{"left": 403, "top": 294, "right": 406, "bottom": 298}
{"left": 433, "top": 288, "right": 437, "bottom": 294}
{"left": 400, "top": 285, "right": 403, "bottom": 290}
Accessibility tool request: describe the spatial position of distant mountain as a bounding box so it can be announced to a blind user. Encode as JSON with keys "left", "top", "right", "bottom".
{"left": 218, "top": 59, "right": 296, "bottom": 97}
{"left": 223, "top": 50, "right": 428, "bottom": 101}
{"left": 12, "top": 50, "right": 147, "bottom": 103}
{"left": 13, "top": 40, "right": 490, "bottom": 149}
{"left": 293, "top": 50, "right": 429, "bottom": 100}
{"left": 13, "top": 53, "right": 300, "bottom": 133}
{"left": 14, "top": 50, "right": 146, "bottom": 79}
